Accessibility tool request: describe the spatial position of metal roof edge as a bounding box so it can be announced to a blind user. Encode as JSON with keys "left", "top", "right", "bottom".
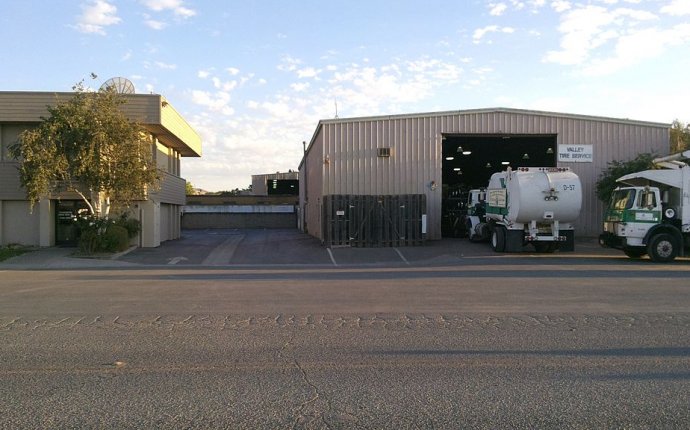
{"left": 315, "top": 107, "right": 671, "bottom": 129}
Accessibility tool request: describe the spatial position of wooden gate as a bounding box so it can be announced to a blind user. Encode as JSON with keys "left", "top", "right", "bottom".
{"left": 323, "top": 194, "right": 426, "bottom": 247}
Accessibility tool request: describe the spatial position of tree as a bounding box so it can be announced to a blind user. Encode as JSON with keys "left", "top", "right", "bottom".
{"left": 185, "top": 181, "right": 196, "bottom": 195}
{"left": 670, "top": 119, "right": 690, "bottom": 153}
{"left": 595, "top": 153, "right": 656, "bottom": 204}
{"left": 10, "top": 80, "right": 160, "bottom": 218}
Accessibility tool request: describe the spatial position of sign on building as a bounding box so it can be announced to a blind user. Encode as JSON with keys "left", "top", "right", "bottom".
{"left": 558, "top": 144, "right": 593, "bottom": 162}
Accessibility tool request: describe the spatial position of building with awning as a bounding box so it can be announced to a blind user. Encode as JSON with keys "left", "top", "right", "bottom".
{"left": 0, "top": 90, "right": 202, "bottom": 248}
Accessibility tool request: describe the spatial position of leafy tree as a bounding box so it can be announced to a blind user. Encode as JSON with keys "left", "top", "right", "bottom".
{"left": 9, "top": 79, "right": 160, "bottom": 218}
{"left": 670, "top": 119, "right": 690, "bottom": 153}
{"left": 595, "top": 153, "right": 656, "bottom": 204}
{"left": 185, "top": 181, "right": 195, "bottom": 195}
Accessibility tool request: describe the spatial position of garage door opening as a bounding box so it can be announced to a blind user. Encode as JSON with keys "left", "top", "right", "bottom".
{"left": 441, "top": 133, "right": 557, "bottom": 237}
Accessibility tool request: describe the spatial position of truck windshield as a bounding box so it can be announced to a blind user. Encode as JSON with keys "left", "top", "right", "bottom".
{"left": 611, "top": 189, "right": 636, "bottom": 210}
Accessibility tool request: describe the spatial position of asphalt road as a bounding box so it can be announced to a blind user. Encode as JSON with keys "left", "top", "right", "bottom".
{"left": 2, "top": 255, "right": 690, "bottom": 429}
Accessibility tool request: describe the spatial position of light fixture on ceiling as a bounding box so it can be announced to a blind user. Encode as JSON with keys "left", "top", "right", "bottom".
{"left": 456, "top": 146, "right": 463, "bottom": 153}
{"left": 446, "top": 156, "right": 455, "bottom": 160}
{"left": 453, "top": 167, "right": 461, "bottom": 171}
{"left": 522, "top": 153, "right": 530, "bottom": 160}
{"left": 501, "top": 161, "right": 510, "bottom": 165}
{"left": 462, "top": 150, "right": 472, "bottom": 155}
{"left": 485, "top": 162, "right": 492, "bottom": 168}
{"left": 546, "top": 147, "right": 554, "bottom": 154}
{"left": 457, "top": 169, "right": 463, "bottom": 175}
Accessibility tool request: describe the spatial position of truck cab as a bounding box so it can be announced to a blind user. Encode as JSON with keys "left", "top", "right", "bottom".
{"left": 465, "top": 189, "right": 489, "bottom": 242}
{"left": 599, "top": 151, "right": 690, "bottom": 262}
{"left": 601, "top": 186, "right": 662, "bottom": 251}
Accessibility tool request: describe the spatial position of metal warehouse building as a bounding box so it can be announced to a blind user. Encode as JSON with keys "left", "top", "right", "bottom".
{"left": 298, "top": 108, "right": 669, "bottom": 246}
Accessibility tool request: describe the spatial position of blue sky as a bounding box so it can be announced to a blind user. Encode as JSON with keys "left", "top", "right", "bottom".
{"left": 1, "top": 0, "right": 689, "bottom": 191}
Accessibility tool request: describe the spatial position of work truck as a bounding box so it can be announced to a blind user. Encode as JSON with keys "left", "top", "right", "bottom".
{"left": 467, "top": 167, "right": 582, "bottom": 252}
{"left": 599, "top": 150, "right": 690, "bottom": 262}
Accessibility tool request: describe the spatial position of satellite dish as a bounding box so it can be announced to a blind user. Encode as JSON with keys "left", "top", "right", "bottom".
{"left": 100, "top": 77, "right": 135, "bottom": 94}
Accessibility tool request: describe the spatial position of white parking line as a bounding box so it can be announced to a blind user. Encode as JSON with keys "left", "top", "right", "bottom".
{"left": 326, "top": 248, "right": 338, "bottom": 266}
{"left": 167, "top": 256, "right": 188, "bottom": 265}
{"left": 394, "top": 248, "right": 410, "bottom": 265}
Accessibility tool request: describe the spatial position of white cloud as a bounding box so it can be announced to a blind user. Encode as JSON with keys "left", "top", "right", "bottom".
{"left": 141, "top": 0, "right": 196, "bottom": 17}
{"left": 74, "top": 0, "right": 121, "bottom": 35}
{"left": 661, "top": 0, "right": 690, "bottom": 16}
{"left": 212, "top": 77, "right": 237, "bottom": 91}
{"left": 473, "top": 25, "right": 515, "bottom": 44}
{"left": 154, "top": 61, "right": 177, "bottom": 70}
{"left": 542, "top": 3, "right": 690, "bottom": 75}
{"left": 144, "top": 18, "right": 167, "bottom": 30}
{"left": 551, "top": 1, "right": 571, "bottom": 13}
{"left": 543, "top": 5, "right": 656, "bottom": 65}
{"left": 297, "top": 67, "right": 320, "bottom": 79}
{"left": 226, "top": 67, "right": 240, "bottom": 76}
{"left": 183, "top": 54, "right": 487, "bottom": 191}
{"left": 290, "top": 82, "right": 310, "bottom": 92}
{"left": 582, "top": 23, "right": 690, "bottom": 75}
{"left": 278, "top": 55, "right": 302, "bottom": 72}
{"left": 490, "top": 3, "right": 508, "bottom": 16}
{"left": 191, "top": 90, "right": 234, "bottom": 116}
{"left": 197, "top": 70, "right": 211, "bottom": 79}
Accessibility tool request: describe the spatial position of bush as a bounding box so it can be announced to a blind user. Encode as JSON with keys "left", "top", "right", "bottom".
{"left": 102, "top": 225, "right": 130, "bottom": 252}
{"left": 76, "top": 214, "right": 134, "bottom": 254}
{"left": 114, "top": 214, "right": 141, "bottom": 238}
{"left": 595, "top": 153, "right": 656, "bottom": 204}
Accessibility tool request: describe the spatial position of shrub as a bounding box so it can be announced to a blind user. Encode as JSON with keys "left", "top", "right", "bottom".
{"left": 114, "top": 214, "right": 141, "bottom": 238}
{"left": 102, "top": 225, "right": 130, "bottom": 252}
{"left": 595, "top": 153, "right": 656, "bottom": 204}
{"left": 76, "top": 215, "right": 133, "bottom": 254}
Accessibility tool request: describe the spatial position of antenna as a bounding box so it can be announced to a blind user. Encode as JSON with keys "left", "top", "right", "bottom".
{"left": 99, "top": 77, "right": 136, "bottom": 94}
{"left": 334, "top": 98, "right": 339, "bottom": 119}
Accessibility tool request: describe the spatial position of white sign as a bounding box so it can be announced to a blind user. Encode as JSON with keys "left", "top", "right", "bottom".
{"left": 558, "top": 144, "right": 593, "bottom": 162}
{"left": 487, "top": 189, "right": 507, "bottom": 208}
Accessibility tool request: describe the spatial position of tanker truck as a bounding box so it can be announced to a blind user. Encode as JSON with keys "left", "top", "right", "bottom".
{"left": 599, "top": 150, "right": 690, "bottom": 262}
{"left": 467, "top": 167, "right": 582, "bottom": 253}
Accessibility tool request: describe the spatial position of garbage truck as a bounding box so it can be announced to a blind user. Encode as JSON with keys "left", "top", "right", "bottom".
{"left": 599, "top": 150, "right": 690, "bottom": 262}
{"left": 467, "top": 167, "right": 583, "bottom": 253}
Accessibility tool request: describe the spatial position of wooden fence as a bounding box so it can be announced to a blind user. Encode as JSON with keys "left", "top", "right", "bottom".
{"left": 322, "top": 194, "right": 426, "bottom": 247}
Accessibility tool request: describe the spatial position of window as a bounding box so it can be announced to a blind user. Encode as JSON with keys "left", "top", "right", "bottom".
{"left": 638, "top": 189, "right": 657, "bottom": 209}
{"left": 611, "top": 189, "right": 636, "bottom": 210}
{"left": 377, "top": 147, "right": 391, "bottom": 157}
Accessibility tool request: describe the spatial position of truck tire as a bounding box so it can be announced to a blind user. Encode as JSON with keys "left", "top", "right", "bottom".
{"left": 647, "top": 233, "right": 678, "bottom": 263}
{"left": 623, "top": 247, "right": 646, "bottom": 259}
{"left": 491, "top": 226, "right": 506, "bottom": 252}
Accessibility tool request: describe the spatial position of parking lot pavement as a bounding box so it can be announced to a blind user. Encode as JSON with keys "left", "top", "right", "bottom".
{"left": 115, "top": 228, "right": 623, "bottom": 267}
{"left": 1, "top": 228, "right": 623, "bottom": 269}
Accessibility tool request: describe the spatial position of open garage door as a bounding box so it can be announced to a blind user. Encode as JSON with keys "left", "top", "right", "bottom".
{"left": 441, "top": 134, "right": 557, "bottom": 237}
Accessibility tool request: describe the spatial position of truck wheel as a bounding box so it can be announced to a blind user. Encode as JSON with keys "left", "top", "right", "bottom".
{"left": 491, "top": 227, "right": 506, "bottom": 252}
{"left": 646, "top": 233, "right": 678, "bottom": 263}
{"left": 623, "top": 247, "right": 646, "bottom": 259}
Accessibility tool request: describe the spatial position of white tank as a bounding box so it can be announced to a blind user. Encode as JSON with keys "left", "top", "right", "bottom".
{"left": 486, "top": 167, "right": 582, "bottom": 223}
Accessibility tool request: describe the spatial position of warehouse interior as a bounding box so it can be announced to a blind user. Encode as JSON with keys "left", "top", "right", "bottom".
{"left": 441, "top": 133, "right": 557, "bottom": 237}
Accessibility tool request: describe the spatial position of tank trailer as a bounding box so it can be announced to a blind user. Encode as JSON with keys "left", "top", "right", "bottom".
{"left": 466, "top": 167, "right": 582, "bottom": 253}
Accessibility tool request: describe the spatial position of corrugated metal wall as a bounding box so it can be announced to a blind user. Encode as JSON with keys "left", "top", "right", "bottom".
{"left": 301, "top": 109, "right": 669, "bottom": 241}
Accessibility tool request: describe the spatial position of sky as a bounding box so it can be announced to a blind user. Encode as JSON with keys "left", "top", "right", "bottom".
{"left": 1, "top": 0, "right": 689, "bottom": 192}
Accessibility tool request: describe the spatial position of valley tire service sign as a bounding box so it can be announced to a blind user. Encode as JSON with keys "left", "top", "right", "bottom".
{"left": 558, "top": 144, "right": 593, "bottom": 162}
